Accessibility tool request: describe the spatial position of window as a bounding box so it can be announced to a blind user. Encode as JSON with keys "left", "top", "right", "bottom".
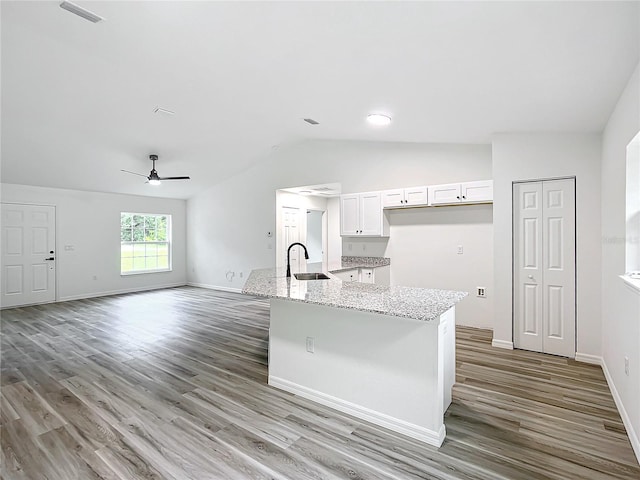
{"left": 121, "top": 213, "right": 171, "bottom": 274}
{"left": 625, "top": 130, "right": 640, "bottom": 286}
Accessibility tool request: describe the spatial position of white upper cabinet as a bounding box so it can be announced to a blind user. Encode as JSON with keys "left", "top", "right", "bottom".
{"left": 461, "top": 180, "right": 493, "bottom": 203}
{"left": 340, "top": 194, "right": 360, "bottom": 236}
{"left": 340, "top": 192, "right": 389, "bottom": 237}
{"left": 382, "top": 186, "right": 428, "bottom": 208}
{"left": 429, "top": 180, "right": 493, "bottom": 205}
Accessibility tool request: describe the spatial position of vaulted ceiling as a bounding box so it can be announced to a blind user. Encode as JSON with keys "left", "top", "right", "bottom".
{"left": 2, "top": 1, "right": 638, "bottom": 199}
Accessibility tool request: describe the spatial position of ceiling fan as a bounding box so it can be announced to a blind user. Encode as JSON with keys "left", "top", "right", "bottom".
{"left": 121, "top": 154, "right": 190, "bottom": 186}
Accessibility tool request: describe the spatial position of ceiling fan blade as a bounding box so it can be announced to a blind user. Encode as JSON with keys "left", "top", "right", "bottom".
{"left": 121, "top": 169, "right": 149, "bottom": 178}
{"left": 158, "top": 176, "right": 190, "bottom": 180}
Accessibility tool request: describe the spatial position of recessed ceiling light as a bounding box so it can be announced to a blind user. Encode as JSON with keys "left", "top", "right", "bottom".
{"left": 367, "top": 114, "right": 392, "bottom": 126}
{"left": 59, "top": 1, "right": 104, "bottom": 23}
{"left": 154, "top": 107, "right": 175, "bottom": 116}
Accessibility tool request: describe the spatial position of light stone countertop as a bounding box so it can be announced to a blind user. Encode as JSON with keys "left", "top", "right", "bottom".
{"left": 242, "top": 267, "right": 467, "bottom": 322}
{"left": 328, "top": 256, "right": 391, "bottom": 273}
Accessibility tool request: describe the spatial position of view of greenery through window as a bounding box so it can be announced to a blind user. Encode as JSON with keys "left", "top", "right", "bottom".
{"left": 121, "top": 213, "right": 171, "bottom": 274}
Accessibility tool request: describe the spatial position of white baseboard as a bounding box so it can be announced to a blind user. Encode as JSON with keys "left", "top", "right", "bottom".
{"left": 59, "top": 282, "right": 187, "bottom": 302}
{"left": 491, "top": 339, "right": 514, "bottom": 350}
{"left": 187, "top": 282, "right": 242, "bottom": 294}
{"left": 601, "top": 359, "right": 640, "bottom": 464}
{"left": 269, "top": 375, "right": 445, "bottom": 447}
{"left": 574, "top": 353, "right": 603, "bottom": 365}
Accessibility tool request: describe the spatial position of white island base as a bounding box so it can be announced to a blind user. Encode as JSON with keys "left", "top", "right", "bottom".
{"left": 268, "top": 298, "right": 456, "bottom": 447}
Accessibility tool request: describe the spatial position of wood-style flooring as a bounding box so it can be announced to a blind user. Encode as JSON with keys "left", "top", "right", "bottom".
{"left": 1, "top": 286, "right": 638, "bottom": 479}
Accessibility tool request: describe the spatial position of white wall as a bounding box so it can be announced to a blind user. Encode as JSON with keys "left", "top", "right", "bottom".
{"left": 601, "top": 63, "right": 640, "bottom": 461}
{"left": 306, "top": 210, "right": 323, "bottom": 263}
{"left": 187, "top": 140, "right": 492, "bottom": 322}
{"left": 491, "top": 133, "right": 603, "bottom": 357}
{"left": 1, "top": 183, "right": 187, "bottom": 301}
{"left": 385, "top": 204, "right": 494, "bottom": 329}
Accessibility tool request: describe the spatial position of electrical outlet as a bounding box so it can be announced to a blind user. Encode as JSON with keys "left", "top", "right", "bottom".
{"left": 348, "top": 243, "right": 353, "bottom": 251}
{"left": 362, "top": 244, "right": 366, "bottom": 251}
{"left": 477, "top": 287, "right": 486, "bottom": 297}
{"left": 457, "top": 245, "right": 464, "bottom": 255}
{"left": 625, "top": 356, "right": 630, "bottom": 376}
{"left": 239, "top": 272, "right": 243, "bottom": 278}
{"left": 92, "top": 275, "right": 97, "bottom": 281}
{"left": 306, "top": 337, "right": 315, "bottom": 353}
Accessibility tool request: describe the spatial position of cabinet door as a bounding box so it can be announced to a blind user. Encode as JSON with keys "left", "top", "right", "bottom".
{"left": 461, "top": 180, "right": 493, "bottom": 203}
{"left": 429, "top": 183, "right": 462, "bottom": 205}
{"left": 334, "top": 269, "right": 359, "bottom": 282}
{"left": 382, "top": 189, "right": 404, "bottom": 208}
{"left": 404, "top": 186, "right": 428, "bottom": 206}
{"left": 359, "top": 192, "right": 382, "bottom": 236}
{"left": 340, "top": 194, "right": 360, "bottom": 236}
{"left": 360, "top": 268, "right": 375, "bottom": 284}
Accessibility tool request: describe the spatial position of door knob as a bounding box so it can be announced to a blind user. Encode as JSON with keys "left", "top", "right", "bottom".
{"left": 528, "top": 274, "right": 534, "bottom": 279}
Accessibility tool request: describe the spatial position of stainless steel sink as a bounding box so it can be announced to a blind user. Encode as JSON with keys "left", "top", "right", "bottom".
{"left": 294, "top": 272, "right": 330, "bottom": 280}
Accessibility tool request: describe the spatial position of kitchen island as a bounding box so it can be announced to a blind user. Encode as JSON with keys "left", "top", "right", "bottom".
{"left": 242, "top": 268, "right": 467, "bottom": 446}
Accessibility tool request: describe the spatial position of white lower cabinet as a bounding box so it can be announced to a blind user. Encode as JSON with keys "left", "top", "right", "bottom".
{"left": 333, "top": 266, "right": 389, "bottom": 286}
{"left": 360, "top": 268, "right": 375, "bottom": 284}
{"left": 333, "top": 269, "right": 359, "bottom": 282}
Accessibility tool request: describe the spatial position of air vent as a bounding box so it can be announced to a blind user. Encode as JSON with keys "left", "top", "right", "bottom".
{"left": 59, "top": 1, "right": 104, "bottom": 23}
{"left": 303, "top": 118, "right": 319, "bottom": 125}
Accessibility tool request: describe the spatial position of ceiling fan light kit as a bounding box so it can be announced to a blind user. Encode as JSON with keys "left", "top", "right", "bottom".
{"left": 121, "top": 154, "right": 191, "bottom": 186}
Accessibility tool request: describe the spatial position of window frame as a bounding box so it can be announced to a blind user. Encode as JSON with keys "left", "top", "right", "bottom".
{"left": 120, "top": 212, "right": 172, "bottom": 276}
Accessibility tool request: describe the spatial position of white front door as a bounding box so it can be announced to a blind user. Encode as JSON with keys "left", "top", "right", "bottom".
{"left": 513, "top": 179, "right": 575, "bottom": 357}
{"left": 1, "top": 203, "right": 56, "bottom": 308}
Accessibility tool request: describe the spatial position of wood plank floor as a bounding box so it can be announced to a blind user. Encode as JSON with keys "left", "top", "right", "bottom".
{"left": 1, "top": 286, "right": 638, "bottom": 479}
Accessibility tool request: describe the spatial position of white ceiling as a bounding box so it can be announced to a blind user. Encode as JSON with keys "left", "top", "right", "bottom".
{"left": 2, "top": 1, "right": 638, "bottom": 199}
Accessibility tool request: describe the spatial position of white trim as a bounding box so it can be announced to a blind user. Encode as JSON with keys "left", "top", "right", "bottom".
{"left": 620, "top": 275, "right": 640, "bottom": 294}
{"left": 574, "top": 353, "right": 603, "bottom": 365}
{"left": 187, "top": 282, "right": 242, "bottom": 294}
{"left": 58, "top": 282, "right": 186, "bottom": 302}
{"left": 491, "top": 339, "right": 514, "bottom": 350}
{"left": 268, "top": 375, "right": 446, "bottom": 447}
{"left": 601, "top": 358, "right": 640, "bottom": 463}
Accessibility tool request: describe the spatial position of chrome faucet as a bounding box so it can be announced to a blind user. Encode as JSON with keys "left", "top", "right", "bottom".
{"left": 286, "top": 242, "right": 309, "bottom": 278}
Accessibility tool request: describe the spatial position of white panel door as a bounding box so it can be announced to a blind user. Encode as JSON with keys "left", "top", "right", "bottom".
{"left": 541, "top": 179, "right": 576, "bottom": 357}
{"left": 281, "top": 206, "right": 302, "bottom": 274}
{"left": 1, "top": 203, "right": 56, "bottom": 308}
{"left": 514, "top": 182, "right": 544, "bottom": 353}
{"left": 340, "top": 194, "right": 360, "bottom": 235}
{"left": 359, "top": 192, "right": 382, "bottom": 236}
{"left": 513, "top": 179, "right": 575, "bottom": 357}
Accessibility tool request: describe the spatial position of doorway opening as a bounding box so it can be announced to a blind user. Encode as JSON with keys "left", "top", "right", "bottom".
{"left": 275, "top": 183, "right": 341, "bottom": 274}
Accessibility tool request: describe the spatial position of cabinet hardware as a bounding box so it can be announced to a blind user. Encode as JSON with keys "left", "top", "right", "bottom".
{"left": 45, "top": 257, "right": 55, "bottom": 261}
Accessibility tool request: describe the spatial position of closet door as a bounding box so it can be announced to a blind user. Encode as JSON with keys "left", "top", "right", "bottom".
{"left": 514, "top": 182, "right": 544, "bottom": 353}
{"left": 513, "top": 178, "right": 576, "bottom": 357}
{"left": 541, "top": 179, "right": 575, "bottom": 357}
